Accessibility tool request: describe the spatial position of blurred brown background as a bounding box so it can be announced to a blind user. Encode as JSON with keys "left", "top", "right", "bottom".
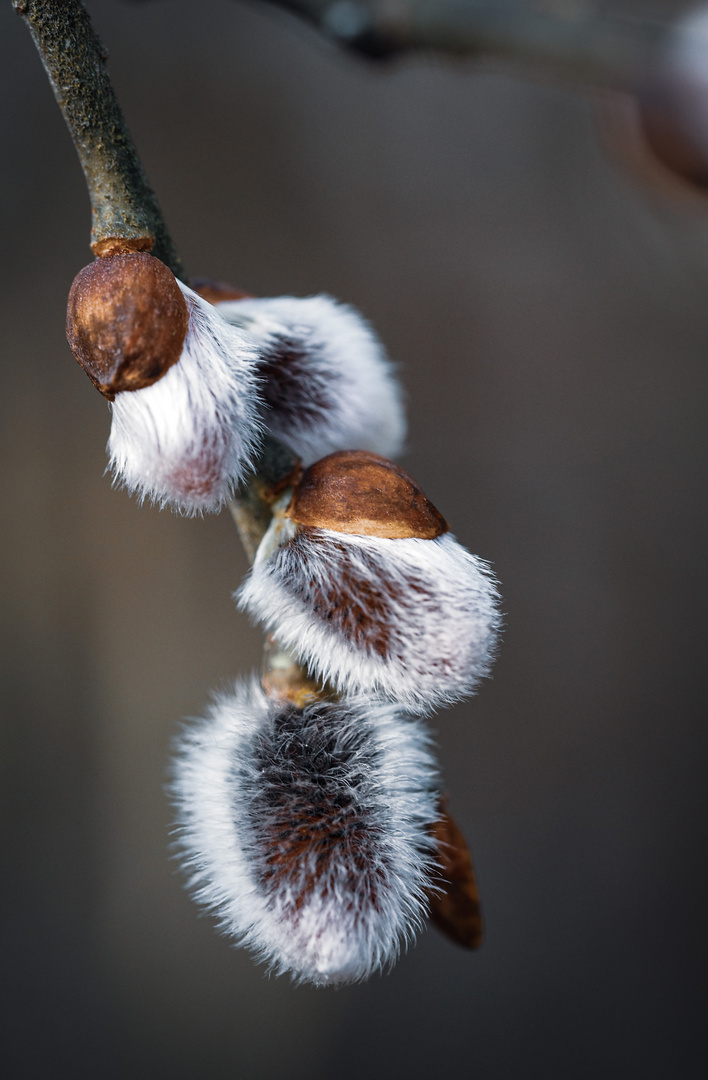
{"left": 1, "top": 1, "right": 707, "bottom": 1077}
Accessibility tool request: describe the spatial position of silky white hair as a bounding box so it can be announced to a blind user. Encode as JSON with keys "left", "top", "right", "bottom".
{"left": 171, "top": 679, "right": 440, "bottom": 986}
{"left": 215, "top": 294, "right": 406, "bottom": 465}
{"left": 238, "top": 529, "right": 502, "bottom": 715}
{"left": 107, "top": 282, "right": 263, "bottom": 514}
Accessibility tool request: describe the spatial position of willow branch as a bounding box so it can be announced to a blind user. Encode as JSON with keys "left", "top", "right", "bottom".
{"left": 14, "top": 0, "right": 314, "bottom": 696}
{"left": 13, "top": 0, "right": 185, "bottom": 278}
{"left": 228, "top": 435, "right": 300, "bottom": 562}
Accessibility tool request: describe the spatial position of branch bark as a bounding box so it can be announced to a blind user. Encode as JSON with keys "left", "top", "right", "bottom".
{"left": 13, "top": 0, "right": 185, "bottom": 279}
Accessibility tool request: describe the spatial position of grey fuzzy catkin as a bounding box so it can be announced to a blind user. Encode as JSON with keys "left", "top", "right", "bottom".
{"left": 171, "top": 679, "right": 440, "bottom": 986}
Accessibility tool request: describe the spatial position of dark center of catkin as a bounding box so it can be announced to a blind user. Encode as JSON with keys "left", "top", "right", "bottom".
{"left": 283, "top": 532, "right": 396, "bottom": 659}
{"left": 258, "top": 335, "right": 332, "bottom": 429}
{"left": 243, "top": 705, "right": 386, "bottom": 915}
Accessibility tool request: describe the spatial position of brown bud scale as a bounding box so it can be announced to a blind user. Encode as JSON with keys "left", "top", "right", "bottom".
{"left": 427, "top": 805, "right": 483, "bottom": 949}
{"left": 66, "top": 252, "right": 189, "bottom": 399}
{"left": 91, "top": 236, "right": 155, "bottom": 258}
{"left": 287, "top": 450, "right": 448, "bottom": 539}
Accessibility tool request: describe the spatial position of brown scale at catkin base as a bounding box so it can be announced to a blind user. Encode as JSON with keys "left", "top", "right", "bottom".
{"left": 66, "top": 251, "right": 189, "bottom": 399}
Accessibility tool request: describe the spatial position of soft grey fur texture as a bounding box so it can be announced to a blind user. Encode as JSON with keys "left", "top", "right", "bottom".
{"left": 108, "top": 283, "right": 263, "bottom": 515}
{"left": 171, "top": 679, "right": 440, "bottom": 986}
{"left": 238, "top": 529, "right": 502, "bottom": 715}
{"left": 216, "top": 294, "right": 406, "bottom": 465}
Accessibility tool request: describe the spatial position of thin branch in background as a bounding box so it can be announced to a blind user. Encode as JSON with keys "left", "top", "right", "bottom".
{"left": 260, "top": 0, "right": 667, "bottom": 89}
{"left": 13, "top": 0, "right": 185, "bottom": 279}
{"left": 258, "top": 0, "right": 708, "bottom": 193}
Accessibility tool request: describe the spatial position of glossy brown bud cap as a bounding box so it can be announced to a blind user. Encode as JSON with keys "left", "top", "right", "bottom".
{"left": 191, "top": 278, "right": 254, "bottom": 305}
{"left": 287, "top": 450, "right": 448, "bottom": 540}
{"left": 427, "top": 805, "right": 483, "bottom": 950}
{"left": 66, "top": 252, "right": 190, "bottom": 400}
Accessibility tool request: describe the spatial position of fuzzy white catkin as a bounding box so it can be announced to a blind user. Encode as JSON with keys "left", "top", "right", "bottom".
{"left": 215, "top": 294, "right": 406, "bottom": 465}
{"left": 171, "top": 680, "right": 440, "bottom": 986}
{"left": 107, "top": 283, "right": 263, "bottom": 514}
{"left": 237, "top": 529, "right": 502, "bottom": 715}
